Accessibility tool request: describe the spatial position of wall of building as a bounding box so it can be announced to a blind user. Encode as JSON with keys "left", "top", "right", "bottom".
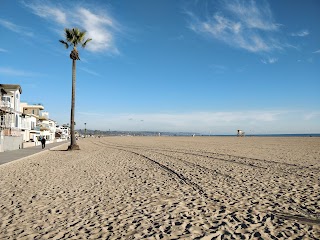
{"left": 23, "top": 108, "right": 41, "bottom": 116}
{"left": 0, "top": 135, "right": 23, "bottom": 152}
{"left": 23, "top": 141, "right": 40, "bottom": 148}
{"left": 0, "top": 131, "right": 3, "bottom": 152}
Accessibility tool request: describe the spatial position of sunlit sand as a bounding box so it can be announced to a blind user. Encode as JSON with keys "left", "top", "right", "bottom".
{"left": 0, "top": 136, "right": 319, "bottom": 239}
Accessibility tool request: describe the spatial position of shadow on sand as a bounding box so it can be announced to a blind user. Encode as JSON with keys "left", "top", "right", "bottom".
{"left": 50, "top": 149, "right": 69, "bottom": 152}
{"left": 275, "top": 212, "right": 320, "bottom": 225}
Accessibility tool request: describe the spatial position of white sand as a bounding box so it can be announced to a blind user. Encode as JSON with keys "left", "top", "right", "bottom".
{"left": 0, "top": 136, "right": 319, "bottom": 239}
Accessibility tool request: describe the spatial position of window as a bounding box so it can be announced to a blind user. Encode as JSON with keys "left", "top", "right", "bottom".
{"left": 0, "top": 115, "right": 5, "bottom": 125}
{"left": 15, "top": 115, "right": 18, "bottom": 127}
{"left": 1, "top": 96, "right": 10, "bottom": 102}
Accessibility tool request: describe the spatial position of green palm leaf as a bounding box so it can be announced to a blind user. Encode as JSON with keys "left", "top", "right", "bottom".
{"left": 60, "top": 27, "right": 92, "bottom": 57}
{"left": 59, "top": 40, "right": 69, "bottom": 49}
{"left": 82, "top": 38, "right": 92, "bottom": 48}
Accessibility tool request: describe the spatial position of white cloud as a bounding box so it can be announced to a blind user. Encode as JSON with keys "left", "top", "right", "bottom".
{"left": 78, "top": 112, "right": 105, "bottom": 117}
{"left": 261, "top": 57, "right": 278, "bottom": 64}
{"left": 313, "top": 49, "right": 320, "bottom": 54}
{"left": 225, "top": 0, "right": 279, "bottom": 31}
{"left": 25, "top": 4, "right": 67, "bottom": 25}
{"left": 75, "top": 110, "right": 320, "bottom": 134}
{"left": 304, "top": 112, "right": 320, "bottom": 120}
{"left": 79, "top": 67, "right": 100, "bottom": 76}
{"left": 0, "top": 67, "right": 43, "bottom": 77}
{"left": 0, "top": 18, "right": 34, "bottom": 37}
{"left": 210, "top": 64, "right": 227, "bottom": 73}
{"left": 77, "top": 110, "right": 283, "bottom": 132}
{"left": 77, "top": 7, "right": 119, "bottom": 53}
{"left": 188, "top": 0, "right": 284, "bottom": 53}
{"left": 0, "top": 48, "right": 8, "bottom": 52}
{"left": 291, "top": 30, "right": 309, "bottom": 37}
{"left": 170, "top": 35, "right": 184, "bottom": 41}
{"left": 24, "top": 2, "right": 120, "bottom": 54}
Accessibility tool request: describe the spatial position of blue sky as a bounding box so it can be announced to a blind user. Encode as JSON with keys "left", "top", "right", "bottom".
{"left": 1, "top": 0, "right": 319, "bottom": 134}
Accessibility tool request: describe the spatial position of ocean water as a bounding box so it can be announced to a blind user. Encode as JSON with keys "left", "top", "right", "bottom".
{"left": 207, "top": 134, "right": 320, "bottom": 137}
{"left": 249, "top": 134, "right": 320, "bottom": 137}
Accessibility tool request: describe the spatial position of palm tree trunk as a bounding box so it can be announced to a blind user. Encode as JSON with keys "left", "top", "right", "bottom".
{"left": 68, "top": 59, "right": 80, "bottom": 150}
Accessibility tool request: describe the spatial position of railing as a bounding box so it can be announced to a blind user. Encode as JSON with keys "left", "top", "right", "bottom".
{"left": 0, "top": 100, "right": 13, "bottom": 109}
{"left": 39, "top": 123, "right": 50, "bottom": 129}
{"left": 31, "top": 126, "right": 41, "bottom": 131}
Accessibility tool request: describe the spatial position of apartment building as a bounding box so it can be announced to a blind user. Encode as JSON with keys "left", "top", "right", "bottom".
{"left": 0, "top": 84, "right": 23, "bottom": 151}
{"left": 1, "top": 83, "right": 66, "bottom": 152}
{"left": 20, "top": 102, "right": 42, "bottom": 146}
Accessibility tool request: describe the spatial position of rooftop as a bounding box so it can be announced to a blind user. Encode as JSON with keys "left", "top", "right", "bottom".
{"left": 0, "top": 84, "right": 22, "bottom": 94}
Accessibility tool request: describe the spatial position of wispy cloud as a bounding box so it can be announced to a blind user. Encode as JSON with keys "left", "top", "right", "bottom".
{"left": 169, "top": 35, "right": 185, "bottom": 41}
{"left": 78, "top": 112, "right": 106, "bottom": 117}
{"left": 79, "top": 67, "right": 100, "bottom": 77}
{"left": 26, "top": 4, "right": 67, "bottom": 25}
{"left": 77, "top": 7, "right": 120, "bottom": 53}
{"left": 0, "top": 18, "right": 34, "bottom": 37}
{"left": 24, "top": 1, "right": 120, "bottom": 54}
{"left": 0, "top": 67, "right": 44, "bottom": 77}
{"left": 304, "top": 112, "right": 320, "bottom": 120}
{"left": 0, "top": 48, "right": 8, "bottom": 53}
{"left": 261, "top": 57, "right": 278, "bottom": 64}
{"left": 209, "top": 64, "right": 227, "bottom": 73}
{"left": 313, "top": 49, "right": 320, "bottom": 54}
{"left": 75, "top": 110, "right": 320, "bottom": 133}
{"left": 187, "top": 0, "right": 284, "bottom": 53}
{"left": 291, "top": 29, "right": 309, "bottom": 37}
{"left": 77, "top": 110, "right": 282, "bottom": 131}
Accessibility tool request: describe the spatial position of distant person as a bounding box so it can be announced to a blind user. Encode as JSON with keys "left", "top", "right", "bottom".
{"left": 41, "top": 137, "right": 46, "bottom": 149}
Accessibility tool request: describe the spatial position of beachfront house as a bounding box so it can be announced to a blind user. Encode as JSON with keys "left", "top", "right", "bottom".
{"left": 0, "top": 84, "right": 63, "bottom": 152}
{"left": 55, "top": 124, "right": 70, "bottom": 140}
{"left": 20, "top": 113, "right": 38, "bottom": 144}
{"left": 20, "top": 102, "right": 42, "bottom": 147}
{"left": 0, "top": 84, "right": 23, "bottom": 152}
{"left": 21, "top": 104, "right": 56, "bottom": 143}
{"left": 38, "top": 111, "right": 56, "bottom": 143}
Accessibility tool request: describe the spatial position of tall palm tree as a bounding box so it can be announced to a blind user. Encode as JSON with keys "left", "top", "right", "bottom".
{"left": 59, "top": 28, "right": 92, "bottom": 150}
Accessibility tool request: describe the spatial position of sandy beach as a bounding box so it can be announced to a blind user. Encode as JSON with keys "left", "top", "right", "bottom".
{"left": 0, "top": 136, "right": 319, "bottom": 239}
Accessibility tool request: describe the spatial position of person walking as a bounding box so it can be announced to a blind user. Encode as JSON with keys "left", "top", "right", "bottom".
{"left": 41, "top": 137, "right": 46, "bottom": 149}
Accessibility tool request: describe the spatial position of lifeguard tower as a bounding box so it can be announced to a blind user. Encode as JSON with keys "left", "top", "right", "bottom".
{"left": 237, "top": 129, "right": 245, "bottom": 137}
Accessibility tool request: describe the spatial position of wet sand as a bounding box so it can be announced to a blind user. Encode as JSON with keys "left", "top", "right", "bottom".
{"left": 0, "top": 136, "right": 319, "bottom": 239}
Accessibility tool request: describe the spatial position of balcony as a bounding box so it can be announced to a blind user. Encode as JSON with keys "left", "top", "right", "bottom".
{"left": 31, "top": 126, "right": 41, "bottom": 132}
{"left": 21, "top": 119, "right": 31, "bottom": 130}
{"left": 38, "top": 123, "right": 50, "bottom": 131}
{"left": 0, "top": 100, "right": 13, "bottom": 110}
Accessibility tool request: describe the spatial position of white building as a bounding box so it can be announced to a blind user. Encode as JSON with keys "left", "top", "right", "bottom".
{"left": 21, "top": 104, "right": 56, "bottom": 144}
{"left": 0, "top": 84, "right": 23, "bottom": 151}
{"left": 20, "top": 102, "right": 42, "bottom": 147}
{"left": 55, "top": 124, "right": 70, "bottom": 140}
{"left": 38, "top": 114, "right": 56, "bottom": 143}
{"left": 1, "top": 83, "right": 63, "bottom": 151}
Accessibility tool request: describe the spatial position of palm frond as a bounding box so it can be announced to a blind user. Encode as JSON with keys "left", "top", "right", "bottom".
{"left": 61, "top": 27, "right": 91, "bottom": 51}
{"left": 79, "top": 31, "right": 86, "bottom": 42}
{"left": 59, "top": 40, "right": 69, "bottom": 49}
{"left": 82, "top": 38, "right": 92, "bottom": 48}
{"left": 65, "top": 28, "right": 74, "bottom": 42}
